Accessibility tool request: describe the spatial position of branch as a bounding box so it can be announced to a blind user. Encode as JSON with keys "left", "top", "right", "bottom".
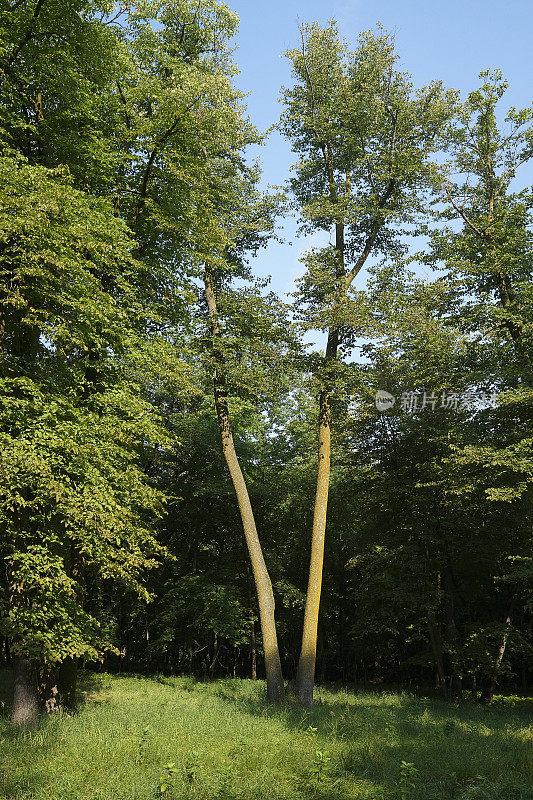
{"left": 1, "top": 0, "right": 47, "bottom": 75}
{"left": 446, "top": 190, "right": 487, "bottom": 239}
{"left": 345, "top": 178, "right": 396, "bottom": 287}
{"left": 103, "top": 8, "right": 127, "bottom": 27}
{"left": 135, "top": 95, "right": 202, "bottom": 220}
{"left": 298, "top": 23, "right": 327, "bottom": 130}
{"left": 494, "top": 152, "right": 532, "bottom": 199}
{"left": 116, "top": 82, "right": 132, "bottom": 130}
{"left": 386, "top": 104, "right": 399, "bottom": 178}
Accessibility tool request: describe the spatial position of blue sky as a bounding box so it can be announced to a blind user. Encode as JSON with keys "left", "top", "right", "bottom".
{"left": 228, "top": 0, "right": 533, "bottom": 297}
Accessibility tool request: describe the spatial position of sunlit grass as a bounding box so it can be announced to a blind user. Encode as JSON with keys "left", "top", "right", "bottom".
{"left": 0, "top": 671, "right": 531, "bottom": 799}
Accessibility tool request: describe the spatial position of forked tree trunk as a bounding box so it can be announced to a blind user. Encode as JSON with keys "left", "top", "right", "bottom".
{"left": 294, "top": 159, "right": 347, "bottom": 708}
{"left": 294, "top": 160, "right": 344, "bottom": 708}
{"left": 12, "top": 656, "right": 39, "bottom": 725}
{"left": 292, "top": 122, "right": 394, "bottom": 704}
{"left": 203, "top": 270, "right": 284, "bottom": 703}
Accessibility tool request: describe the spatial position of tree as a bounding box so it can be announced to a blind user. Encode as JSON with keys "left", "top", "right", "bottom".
{"left": 280, "top": 22, "right": 455, "bottom": 705}
{"left": 1, "top": 0, "right": 295, "bottom": 705}
{"left": 0, "top": 151, "right": 181, "bottom": 722}
{"left": 424, "top": 70, "right": 533, "bottom": 699}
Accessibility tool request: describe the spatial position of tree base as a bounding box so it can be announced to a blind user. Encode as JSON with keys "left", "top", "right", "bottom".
{"left": 12, "top": 657, "right": 39, "bottom": 726}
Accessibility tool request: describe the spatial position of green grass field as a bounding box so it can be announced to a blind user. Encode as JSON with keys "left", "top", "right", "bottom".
{"left": 0, "top": 671, "right": 531, "bottom": 800}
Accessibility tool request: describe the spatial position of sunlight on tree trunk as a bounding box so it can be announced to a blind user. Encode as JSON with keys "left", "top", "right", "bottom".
{"left": 481, "top": 613, "right": 512, "bottom": 703}
{"left": 296, "top": 390, "right": 331, "bottom": 707}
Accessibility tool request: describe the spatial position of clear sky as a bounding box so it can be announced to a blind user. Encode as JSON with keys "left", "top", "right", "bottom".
{"left": 228, "top": 0, "right": 533, "bottom": 297}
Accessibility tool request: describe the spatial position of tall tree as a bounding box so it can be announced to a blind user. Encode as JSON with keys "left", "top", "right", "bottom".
{"left": 203, "top": 270, "right": 286, "bottom": 701}
{"left": 281, "top": 22, "right": 455, "bottom": 705}
{"left": 0, "top": 152, "right": 181, "bottom": 722}
{"left": 424, "top": 70, "right": 533, "bottom": 699}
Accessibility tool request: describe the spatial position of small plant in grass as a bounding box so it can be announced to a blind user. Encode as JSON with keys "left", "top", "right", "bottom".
{"left": 217, "top": 761, "right": 239, "bottom": 799}
{"left": 138, "top": 726, "right": 153, "bottom": 763}
{"left": 183, "top": 752, "right": 200, "bottom": 785}
{"left": 308, "top": 750, "right": 331, "bottom": 793}
{"left": 228, "top": 735, "right": 247, "bottom": 758}
{"left": 399, "top": 761, "right": 418, "bottom": 800}
{"left": 157, "top": 762, "right": 179, "bottom": 798}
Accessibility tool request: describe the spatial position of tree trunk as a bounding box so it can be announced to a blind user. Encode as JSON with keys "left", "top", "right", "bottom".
{"left": 481, "top": 613, "right": 512, "bottom": 704}
{"left": 296, "top": 389, "right": 331, "bottom": 707}
{"left": 209, "top": 634, "right": 218, "bottom": 679}
{"left": 250, "top": 622, "right": 257, "bottom": 681}
{"left": 295, "top": 205, "right": 346, "bottom": 707}
{"left": 58, "top": 656, "right": 78, "bottom": 709}
{"left": 428, "top": 618, "right": 446, "bottom": 693}
{"left": 443, "top": 560, "right": 462, "bottom": 700}
{"left": 12, "top": 656, "right": 38, "bottom": 725}
{"left": 203, "top": 270, "right": 284, "bottom": 703}
{"left": 295, "top": 215, "right": 344, "bottom": 708}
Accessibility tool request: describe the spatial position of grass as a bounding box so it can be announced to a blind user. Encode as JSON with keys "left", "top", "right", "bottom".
{"left": 0, "top": 670, "right": 531, "bottom": 800}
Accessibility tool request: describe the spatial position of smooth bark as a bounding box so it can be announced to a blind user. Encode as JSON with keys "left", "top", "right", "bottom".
{"left": 292, "top": 54, "right": 397, "bottom": 701}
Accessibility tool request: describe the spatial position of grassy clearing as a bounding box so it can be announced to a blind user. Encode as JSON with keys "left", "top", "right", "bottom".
{"left": 0, "top": 671, "right": 531, "bottom": 800}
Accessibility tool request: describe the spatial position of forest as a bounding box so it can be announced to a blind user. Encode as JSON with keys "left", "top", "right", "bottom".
{"left": 0, "top": 2, "right": 531, "bottom": 794}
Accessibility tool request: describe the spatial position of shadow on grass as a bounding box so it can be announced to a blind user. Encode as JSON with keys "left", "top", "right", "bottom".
{"left": 0, "top": 671, "right": 531, "bottom": 800}
{"left": 206, "top": 678, "right": 533, "bottom": 800}
{"left": 0, "top": 669, "right": 109, "bottom": 744}
{"left": 0, "top": 668, "right": 118, "bottom": 799}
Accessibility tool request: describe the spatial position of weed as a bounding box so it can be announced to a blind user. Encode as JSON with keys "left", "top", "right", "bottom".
{"left": 156, "top": 762, "right": 179, "bottom": 799}
{"left": 308, "top": 750, "right": 331, "bottom": 792}
{"left": 0, "top": 670, "right": 530, "bottom": 800}
{"left": 183, "top": 752, "right": 200, "bottom": 785}
{"left": 399, "top": 761, "right": 418, "bottom": 800}
{"left": 138, "top": 726, "right": 153, "bottom": 764}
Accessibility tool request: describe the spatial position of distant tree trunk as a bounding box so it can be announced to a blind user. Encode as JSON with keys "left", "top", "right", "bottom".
{"left": 250, "top": 622, "right": 257, "bottom": 681}
{"left": 443, "top": 562, "right": 462, "bottom": 700}
{"left": 481, "top": 613, "right": 512, "bottom": 704}
{"left": 209, "top": 634, "right": 218, "bottom": 678}
{"left": 203, "top": 269, "right": 284, "bottom": 703}
{"left": 12, "top": 656, "right": 38, "bottom": 725}
{"left": 427, "top": 617, "right": 446, "bottom": 692}
{"left": 432, "top": 544, "right": 462, "bottom": 702}
{"left": 59, "top": 657, "right": 78, "bottom": 709}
